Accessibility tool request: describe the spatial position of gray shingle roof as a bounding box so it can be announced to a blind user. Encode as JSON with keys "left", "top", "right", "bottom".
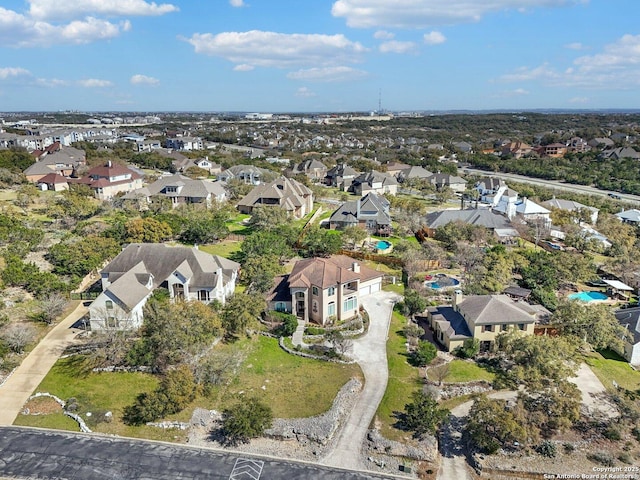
{"left": 330, "top": 192, "right": 391, "bottom": 226}
{"left": 615, "top": 307, "right": 640, "bottom": 345}
{"left": 425, "top": 209, "right": 512, "bottom": 230}
{"left": 457, "top": 295, "right": 536, "bottom": 325}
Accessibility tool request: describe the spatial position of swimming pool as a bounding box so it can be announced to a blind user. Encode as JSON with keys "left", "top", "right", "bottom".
{"left": 568, "top": 291, "right": 608, "bottom": 302}
{"left": 426, "top": 276, "right": 460, "bottom": 289}
{"left": 376, "top": 240, "right": 392, "bottom": 251}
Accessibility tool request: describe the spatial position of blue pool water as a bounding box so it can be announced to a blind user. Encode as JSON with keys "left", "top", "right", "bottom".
{"left": 568, "top": 291, "right": 608, "bottom": 302}
{"left": 427, "top": 277, "right": 460, "bottom": 289}
{"left": 376, "top": 240, "right": 392, "bottom": 250}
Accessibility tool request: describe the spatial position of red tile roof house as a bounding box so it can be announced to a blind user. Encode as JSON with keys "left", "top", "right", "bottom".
{"left": 70, "top": 161, "right": 143, "bottom": 200}
{"left": 36, "top": 173, "right": 69, "bottom": 192}
{"left": 266, "top": 255, "right": 383, "bottom": 325}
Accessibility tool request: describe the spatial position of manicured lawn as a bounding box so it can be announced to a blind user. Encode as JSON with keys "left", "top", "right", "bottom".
{"left": 375, "top": 311, "right": 421, "bottom": 441}
{"left": 426, "top": 359, "right": 495, "bottom": 383}
{"left": 585, "top": 350, "right": 640, "bottom": 391}
{"left": 383, "top": 283, "right": 405, "bottom": 295}
{"left": 14, "top": 412, "right": 78, "bottom": 431}
{"left": 199, "top": 240, "right": 242, "bottom": 259}
{"left": 201, "top": 335, "right": 362, "bottom": 419}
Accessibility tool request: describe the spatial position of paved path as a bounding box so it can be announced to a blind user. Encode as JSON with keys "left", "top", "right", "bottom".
{"left": 321, "top": 291, "right": 399, "bottom": 471}
{"left": 569, "top": 363, "right": 618, "bottom": 419}
{"left": 0, "top": 302, "right": 87, "bottom": 425}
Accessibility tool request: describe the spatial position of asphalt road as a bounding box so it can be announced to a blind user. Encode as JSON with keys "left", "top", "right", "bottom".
{"left": 459, "top": 167, "right": 640, "bottom": 205}
{"left": 0, "top": 427, "right": 396, "bottom": 480}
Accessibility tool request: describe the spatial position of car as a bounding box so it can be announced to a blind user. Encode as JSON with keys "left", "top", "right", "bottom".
{"left": 608, "top": 193, "right": 622, "bottom": 199}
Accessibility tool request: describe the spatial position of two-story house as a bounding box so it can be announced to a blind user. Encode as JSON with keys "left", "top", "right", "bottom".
{"left": 329, "top": 192, "right": 391, "bottom": 235}
{"left": 350, "top": 170, "right": 398, "bottom": 196}
{"left": 236, "top": 176, "right": 313, "bottom": 219}
{"left": 89, "top": 243, "right": 240, "bottom": 331}
{"left": 428, "top": 290, "right": 537, "bottom": 353}
{"left": 123, "top": 173, "right": 226, "bottom": 208}
{"left": 71, "top": 161, "right": 143, "bottom": 200}
{"left": 325, "top": 163, "right": 359, "bottom": 190}
{"left": 266, "top": 255, "right": 383, "bottom": 325}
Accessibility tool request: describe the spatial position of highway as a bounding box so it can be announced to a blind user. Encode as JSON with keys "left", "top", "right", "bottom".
{"left": 459, "top": 167, "right": 640, "bottom": 206}
{"left": 0, "top": 427, "right": 400, "bottom": 480}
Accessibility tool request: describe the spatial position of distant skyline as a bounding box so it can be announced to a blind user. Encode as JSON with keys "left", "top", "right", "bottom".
{"left": 1, "top": 0, "right": 639, "bottom": 112}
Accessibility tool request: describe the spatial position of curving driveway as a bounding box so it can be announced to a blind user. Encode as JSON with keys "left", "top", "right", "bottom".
{"left": 321, "top": 291, "right": 399, "bottom": 471}
{"left": 0, "top": 302, "right": 86, "bottom": 425}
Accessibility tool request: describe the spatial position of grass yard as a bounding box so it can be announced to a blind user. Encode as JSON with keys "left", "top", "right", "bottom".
{"left": 374, "top": 311, "right": 421, "bottom": 441}
{"left": 199, "top": 240, "right": 243, "bottom": 259}
{"left": 14, "top": 412, "right": 79, "bottom": 431}
{"left": 426, "top": 359, "right": 494, "bottom": 383}
{"left": 585, "top": 350, "right": 640, "bottom": 392}
{"left": 200, "top": 335, "right": 362, "bottom": 419}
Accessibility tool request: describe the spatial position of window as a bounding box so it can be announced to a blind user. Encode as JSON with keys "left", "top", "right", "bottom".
{"left": 107, "top": 317, "right": 118, "bottom": 328}
{"left": 275, "top": 302, "right": 287, "bottom": 312}
{"left": 105, "top": 300, "right": 113, "bottom": 310}
{"left": 328, "top": 287, "right": 336, "bottom": 296}
{"left": 198, "top": 290, "right": 210, "bottom": 302}
{"left": 312, "top": 286, "right": 319, "bottom": 296}
{"left": 518, "top": 323, "right": 526, "bottom": 331}
{"left": 501, "top": 324, "right": 508, "bottom": 332}
{"left": 343, "top": 296, "right": 357, "bottom": 312}
{"left": 482, "top": 325, "right": 494, "bottom": 333}
{"left": 327, "top": 302, "right": 336, "bottom": 317}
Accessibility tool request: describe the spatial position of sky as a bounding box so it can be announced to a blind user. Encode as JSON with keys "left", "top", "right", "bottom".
{"left": 1, "top": 0, "right": 640, "bottom": 112}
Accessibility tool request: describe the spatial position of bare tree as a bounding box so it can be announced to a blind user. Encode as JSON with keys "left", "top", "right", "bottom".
{"left": 37, "top": 293, "right": 69, "bottom": 324}
{"left": 1, "top": 323, "right": 37, "bottom": 353}
{"left": 430, "top": 362, "right": 451, "bottom": 386}
{"left": 326, "top": 330, "right": 353, "bottom": 356}
{"left": 86, "top": 308, "right": 136, "bottom": 367}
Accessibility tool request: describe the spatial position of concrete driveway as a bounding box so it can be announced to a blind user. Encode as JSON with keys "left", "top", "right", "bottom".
{"left": 0, "top": 302, "right": 87, "bottom": 425}
{"left": 569, "top": 363, "right": 618, "bottom": 419}
{"left": 321, "top": 291, "right": 399, "bottom": 471}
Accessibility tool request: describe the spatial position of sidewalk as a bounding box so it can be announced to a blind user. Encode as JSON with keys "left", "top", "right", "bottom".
{"left": 0, "top": 302, "right": 87, "bottom": 425}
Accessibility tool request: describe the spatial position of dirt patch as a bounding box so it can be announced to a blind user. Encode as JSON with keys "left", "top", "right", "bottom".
{"left": 22, "top": 396, "right": 64, "bottom": 415}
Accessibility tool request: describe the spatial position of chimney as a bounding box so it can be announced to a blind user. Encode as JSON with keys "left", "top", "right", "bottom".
{"left": 452, "top": 289, "right": 463, "bottom": 310}
{"left": 352, "top": 262, "right": 360, "bottom": 274}
{"left": 107, "top": 160, "right": 112, "bottom": 168}
{"left": 356, "top": 198, "right": 361, "bottom": 218}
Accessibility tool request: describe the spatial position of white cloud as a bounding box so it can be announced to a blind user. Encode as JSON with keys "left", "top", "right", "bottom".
{"left": 331, "top": 0, "right": 580, "bottom": 28}
{"left": 233, "top": 64, "right": 255, "bottom": 71}
{"left": 27, "top": 0, "right": 178, "bottom": 21}
{"left": 78, "top": 78, "right": 113, "bottom": 88}
{"left": 564, "top": 42, "right": 586, "bottom": 50}
{"left": 287, "top": 66, "right": 369, "bottom": 82}
{"left": 229, "top": 0, "right": 245, "bottom": 7}
{"left": 34, "top": 78, "right": 70, "bottom": 87}
{"left": 0, "top": 7, "right": 130, "bottom": 47}
{"left": 569, "top": 97, "right": 588, "bottom": 103}
{"left": 185, "top": 30, "right": 367, "bottom": 68}
{"left": 130, "top": 74, "right": 160, "bottom": 85}
{"left": 0, "top": 67, "right": 31, "bottom": 79}
{"left": 374, "top": 30, "right": 394, "bottom": 39}
{"left": 379, "top": 40, "right": 416, "bottom": 54}
{"left": 500, "top": 34, "right": 640, "bottom": 89}
{"left": 295, "top": 87, "right": 317, "bottom": 97}
{"left": 423, "top": 31, "right": 446, "bottom": 45}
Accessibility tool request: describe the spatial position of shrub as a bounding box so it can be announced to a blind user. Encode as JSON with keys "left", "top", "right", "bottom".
{"left": 410, "top": 341, "right": 437, "bottom": 367}
{"left": 402, "top": 390, "right": 449, "bottom": 436}
{"left": 305, "top": 326, "right": 326, "bottom": 335}
{"left": 221, "top": 397, "right": 273, "bottom": 445}
{"left": 270, "top": 312, "right": 297, "bottom": 337}
{"left": 632, "top": 427, "right": 640, "bottom": 442}
{"left": 618, "top": 452, "right": 633, "bottom": 464}
{"left": 456, "top": 338, "right": 480, "bottom": 359}
{"left": 536, "top": 440, "right": 557, "bottom": 458}
{"left": 604, "top": 426, "right": 622, "bottom": 441}
{"left": 587, "top": 452, "right": 615, "bottom": 467}
{"left": 563, "top": 442, "right": 575, "bottom": 454}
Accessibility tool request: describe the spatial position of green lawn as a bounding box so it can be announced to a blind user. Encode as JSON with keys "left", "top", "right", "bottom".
{"left": 426, "top": 359, "right": 495, "bottom": 383}
{"left": 201, "top": 335, "right": 362, "bottom": 419}
{"left": 199, "top": 240, "right": 243, "bottom": 259}
{"left": 585, "top": 350, "right": 640, "bottom": 392}
{"left": 18, "top": 335, "right": 361, "bottom": 439}
{"left": 375, "top": 311, "right": 421, "bottom": 441}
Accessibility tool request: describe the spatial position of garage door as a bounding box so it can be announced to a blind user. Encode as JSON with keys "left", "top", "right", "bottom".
{"left": 370, "top": 282, "right": 381, "bottom": 293}
{"left": 359, "top": 285, "right": 371, "bottom": 296}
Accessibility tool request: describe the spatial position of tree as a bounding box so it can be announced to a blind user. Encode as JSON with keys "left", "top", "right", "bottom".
{"left": 552, "top": 300, "right": 628, "bottom": 351}
{"left": 35, "top": 293, "right": 69, "bottom": 324}
{"left": 466, "top": 395, "right": 528, "bottom": 454}
{"left": 430, "top": 362, "right": 451, "bottom": 385}
{"left": 434, "top": 186, "right": 454, "bottom": 204}
{"left": 180, "top": 210, "right": 230, "bottom": 244}
{"left": 220, "top": 293, "right": 264, "bottom": 341}
{"left": 221, "top": 397, "right": 273, "bottom": 445}
{"left": 123, "top": 365, "right": 199, "bottom": 425}
{"left": 125, "top": 217, "right": 173, "bottom": 243}
{"left": 456, "top": 338, "right": 480, "bottom": 359}
{"left": 342, "top": 226, "right": 368, "bottom": 249}
{"left": 47, "top": 235, "right": 121, "bottom": 279}
{"left": 247, "top": 205, "right": 290, "bottom": 231}
{"left": 325, "top": 330, "right": 353, "bottom": 356}
{"left": 1, "top": 323, "right": 36, "bottom": 353}
{"left": 298, "top": 225, "right": 343, "bottom": 258}
{"left": 411, "top": 340, "right": 438, "bottom": 367}
{"left": 240, "top": 254, "right": 284, "bottom": 294}
{"left": 399, "top": 289, "right": 427, "bottom": 316}
{"left": 402, "top": 390, "right": 449, "bottom": 436}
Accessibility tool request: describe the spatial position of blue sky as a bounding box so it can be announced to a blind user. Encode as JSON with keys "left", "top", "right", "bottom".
{"left": 1, "top": 0, "right": 639, "bottom": 112}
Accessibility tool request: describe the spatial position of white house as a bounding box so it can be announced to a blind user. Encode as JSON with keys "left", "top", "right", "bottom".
{"left": 614, "top": 308, "right": 640, "bottom": 366}
{"left": 89, "top": 244, "right": 239, "bottom": 331}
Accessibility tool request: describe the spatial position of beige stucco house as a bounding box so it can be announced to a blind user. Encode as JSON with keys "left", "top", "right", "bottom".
{"left": 428, "top": 290, "right": 537, "bottom": 353}
{"left": 266, "top": 255, "right": 383, "bottom": 325}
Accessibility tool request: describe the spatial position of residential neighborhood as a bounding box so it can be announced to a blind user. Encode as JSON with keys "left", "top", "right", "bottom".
{"left": 1, "top": 111, "right": 640, "bottom": 480}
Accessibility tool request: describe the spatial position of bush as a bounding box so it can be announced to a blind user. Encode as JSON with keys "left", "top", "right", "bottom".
{"left": 604, "top": 426, "right": 622, "bottom": 441}
{"left": 536, "top": 440, "right": 557, "bottom": 458}
{"left": 587, "top": 452, "right": 615, "bottom": 467}
{"left": 411, "top": 341, "right": 437, "bottom": 367}
{"left": 269, "top": 312, "right": 297, "bottom": 337}
{"left": 563, "top": 442, "right": 575, "bottom": 454}
{"left": 618, "top": 452, "right": 633, "bottom": 464}
{"left": 456, "top": 338, "right": 480, "bottom": 359}
{"left": 305, "top": 326, "right": 326, "bottom": 335}
{"left": 631, "top": 427, "right": 640, "bottom": 442}
{"left": 402, "top": 390, "right": 449, "bottom": 436}
{"left": 221, "top": 397, "right": 273, "bottom": 445}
